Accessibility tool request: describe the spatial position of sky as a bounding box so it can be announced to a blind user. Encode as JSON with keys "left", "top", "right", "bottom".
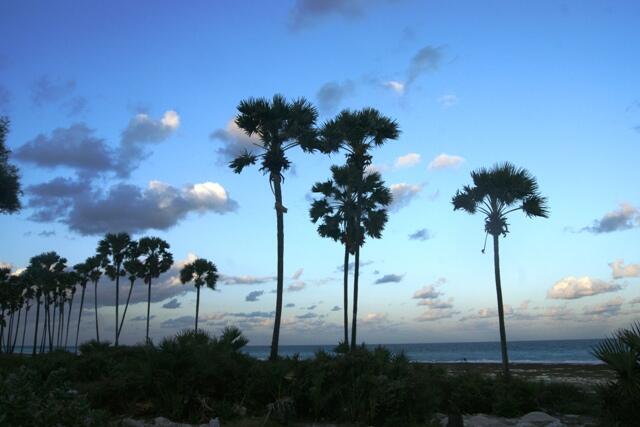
{"left": 1, "top": 0, "right": 639, "bottom": 346}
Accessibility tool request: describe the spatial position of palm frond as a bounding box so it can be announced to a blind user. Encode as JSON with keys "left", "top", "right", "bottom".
{"left": 229, "top": 151, "right": 258, "bottom": 174}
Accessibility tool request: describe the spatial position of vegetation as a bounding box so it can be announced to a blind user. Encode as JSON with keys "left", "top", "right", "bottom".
{"left": 0, "top": 329, "right": 601, "bottom": 426}
{"left": 452, "top": 162, "right": 549, "bottom": 376}
{"left": 179, "top": 258, "right": 218, "bottom": 332}
{"left": 0, "top": 116, "right": 21, "bottom": 215}
{"left": 592, "top": 321, "right": 640, "bottom": 426}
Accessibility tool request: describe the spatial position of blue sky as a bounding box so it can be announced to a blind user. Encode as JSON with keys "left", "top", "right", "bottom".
{"left": 1, "top": 0, "right": 639, "bottom": 346}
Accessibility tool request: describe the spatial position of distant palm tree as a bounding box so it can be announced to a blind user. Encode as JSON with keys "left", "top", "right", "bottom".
{"left": 229, "top": 94, "right": 319, "bottom": 360}
{"left": 73, "top": 260, "right": 92, "bottom": 352}
{"left": 118, "top": 241, "right": 142, "bottom": 342}
{"left": 138, "top": 237, "right": 173, "bottom": 344}
{"left": 0, "top": 116, "right": 21, "bottom": 215}
{"left": 85, "top": 256, "right": 103, "bottom": 343}
{"left": 97, "top": 232, "right": 132, "bottom": 346}
{"left": 320, "top": 109, "right": 399, "bottom": 349}
{"left": 179, "top": 258, "right": 218, "bottom": 332}
{"left": 452, "top": 162, "right": 548, "bottom": 377}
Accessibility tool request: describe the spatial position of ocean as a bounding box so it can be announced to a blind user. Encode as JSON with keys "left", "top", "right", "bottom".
{"left": 242, "top": 339, "right": 604, "bottom": 364}
{"left": 11, "top": 339, "right": 603, "bottom": 364}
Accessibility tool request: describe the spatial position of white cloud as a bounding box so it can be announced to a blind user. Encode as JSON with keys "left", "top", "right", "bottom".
{"left": 608, "top": 259, "right": 640, "bottom": 279}
{"left": 292, "top": 268, "right": 304, "bottom": 280}
{"left": 416, "top": 308, "right": 458, "bottom": 322}
{"left": 437, "top": 94, "right": 458, "bottom": 108}
{"left": 581, "top": 203, "right": 640, "bottom": 234}
{"left": 390, "top": 183, "right": 423, "bottom": 211}
{"left": 361, "top": 312, "right": 388, "bottom": 324}
{"left": 394, "top": 153, "right": 421, "bottom": 169}
{"left": 384, "top": 80, "right": 405, "bottom": 95}
{"left": 547, "top": 276, "right": 622, "bottom": 300}
{"left": 413, "top": 285, "right": 441, "bottom": 300}
{"left": 210, "top": 119, "right": 263, "bottom": 163}
{"left": 287, "top": 280, "right": 306, "bottom": 292}
{"left": 583, "top": 297, "right": 624, "bottom": 317}
{"left": 427, "top": 153, "right": 465, "bottom": 170}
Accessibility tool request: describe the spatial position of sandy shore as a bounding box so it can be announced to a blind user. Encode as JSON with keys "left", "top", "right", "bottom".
{"left": 434, "top": 362, "right": 613, "bottom": 388}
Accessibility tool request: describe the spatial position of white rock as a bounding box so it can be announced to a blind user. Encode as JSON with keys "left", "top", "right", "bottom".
{"left": 209, "top": 418, "right": 220, "bottom": 427}
{"left": 517, "top": 412, "right": 564, "bottom": 427}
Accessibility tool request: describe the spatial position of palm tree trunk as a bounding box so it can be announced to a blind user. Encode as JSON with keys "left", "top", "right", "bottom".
{"left": 195, "top": 286, "right": 200, "bottom": 332}
{"left": 11, "top": 306, "right": 22, "bottom": 353}
{"left": 117, "top": 278, "right": 135, "bottom": 341}
{"left": 75, "top": 286, "right": 86, "bottom": 353}
{"left": 20, "top": 307, "right": 29, "bottom": 355}
{"left": 145, "top": 279, "right": 152, "bottom": 344}
{"left": 32, "top": 296, "right": 41, "bottom": 356}
{"left": 65, "top": 292, "right": 74, "bottom": 350}
{"left": 47, "top": 298, "right": 54, "bottom": 352}
{"left": 342, "top": 243, "right": 349, "bottom": 345}
{"left": 492, "top": 234, "right": 510, "bottom": 378}
{"left": 270, "top": 173, "right": 285, "bottom": 361}
{"left": 350, "top": 245, "right": 360, "bottom": 350}
{"left": 7, "top": 309, "right": 15, "bottom": 353}
{"left": 58, "top": 300, "right": 64, "bottom": 349}
{"left": 93, "top": 280, "right": 100, "bottom": 343}
{"left": 115, "top": 264, "right": 121, "bottom": 346}
{"left": 0, "top": 309, "right": 5, "bottom": 353}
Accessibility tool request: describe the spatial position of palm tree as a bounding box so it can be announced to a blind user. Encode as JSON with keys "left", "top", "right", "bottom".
{"left": 85, "top": 255, "right": 103, "bottom": 343}
{"left": 20, "top": 283, "right": 34, "bottom": 354}
{"left": 452, "top": 162, "right": 548, "bottom": 377}
{"left": 73, "top": 260, "right": 92, "bottom": 352}
{"left": 320, "top": 108, "right": 399, "bottom": 349}
{"left": 97, "top": 232, "right": 132, "bottom": 346}
{"left": 179, "top": 258, "right": 218, "bottom": 332}
{"left": 138, "top": 237, "right": 173, "bottom": 344}
{"left": 117, "top": 241, "right": 142, "bottom": 342}
{"left": 229, "top": 94, "right": 319, "bottom": 360}
{"left": 0, "top": 116, "right": 21, "bottom": 215}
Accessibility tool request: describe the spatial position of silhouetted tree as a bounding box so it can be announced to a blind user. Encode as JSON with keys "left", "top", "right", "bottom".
{"left": 73, "top": 259, "right": 92, "bottom": 352}
{"left": 85, "top": 255, "right": 103, "bottom": 343}
{"left": 179, "top": 258, "right": 218, "bottom": 332}
{"left": 118, "top": 241, "right": 142, "bottom": 342}
{"left": 229, "top": 94, "right": 319, "bottom": 360}
{"left": 320, "top": 109, "right": 399, "bottom": 349}
{"left": 138, "top": 237, "right": 173, "bottom": 343}
{"left": 98, "top": 232, "right": 132, "bottom": 346}
{"left": 452, "top": 162, "right": 548, "bottom": 377}
{"left": 0, "top": 117, "right": 21, "bottom": 215}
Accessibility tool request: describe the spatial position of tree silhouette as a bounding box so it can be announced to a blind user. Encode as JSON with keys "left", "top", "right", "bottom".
{"left": 118, "top": 241, "right": 142, "bottom": 342}
{"left": 138, "top": 237, "right": 173, "bottom": 344}
{"left": 97, "top": 232, "right": 132, "bottom": 346}
{"left": 0, "top": 117, "right": 21, "bottom": 215}
{"left": 452, "top": 162, "right": 548, "bottom": 377}
{"left": 229, "top": 94, "right": 319, "bottom": 360}
{"left": 320, "top": 108, "right": 399, "bottom": 349}
{"left": 179, "top": 258, "right": 218, "bottom": 332}
{"left": 73, "top": 259, "right": 92, "bottom": 352}
{"left": 85, "top": 255, "right": 103, "bottom": 343}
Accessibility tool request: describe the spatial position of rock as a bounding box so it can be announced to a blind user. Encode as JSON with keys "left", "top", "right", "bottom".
{"left": 464, "top": 414, "right": 512, "bottom": 427}
{"left": 447, "top": 413, "right": 464, "bottom": 427}
{"left": 516, "top": 412, "right": 564, "bottom": 427}
{"left": 122, "top": 418, "right": 146, "bottom": 427}
{"left": 209, "top": 418, "right": 220, "bottom": 427}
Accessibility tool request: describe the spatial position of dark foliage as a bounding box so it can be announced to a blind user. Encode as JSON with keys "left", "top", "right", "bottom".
{"left": 0, "top": 116, "right": 21, "bottom": 214}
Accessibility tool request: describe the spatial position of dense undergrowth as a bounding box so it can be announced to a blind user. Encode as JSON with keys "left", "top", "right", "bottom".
{"left": 0, "top": 328, "right": 605, "bottom": 426}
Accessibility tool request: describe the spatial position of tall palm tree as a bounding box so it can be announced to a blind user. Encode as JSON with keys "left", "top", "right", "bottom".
{"left": 73, "top": 260, "right": 92, "bottom": 352}
{"left": 179, "top": 258, "right": 218, "bottom": 332}
{"left": 310, "top": 165, "right": 359, "bottom": 345}
{"left": 320, "top": 109, "right": 399, "bottom": 349}
{"left": 20, "top": 283, "right": 34, "bottom": 354}
{"left": 138, "top": 237, "right": 173, "bottom": 344}
{"left": 229, "top": 94, "right": 319, "bottom": 360}
{"left": 85, "top": 255, "right": 103, "bottom": 343}
{"left": 0, "top": 116, "right": 21, "bottom": 215}
{"left": 452, "top": 162, "right": 548, "bottom": 377}
{"left": 97, "top": 232, "right": 132, "bottom": 346}
{"left": 118, "top": 241, "right": 142, "bottom": 342}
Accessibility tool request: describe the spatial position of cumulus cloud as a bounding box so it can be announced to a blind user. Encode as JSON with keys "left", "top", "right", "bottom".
{"left": 630, "top": 297, "right": 640, "bottom": 305}
{"left": 288, "top": 0, "right": 396, "bottom": 30}
{"left": 210, "top": 119, "right": 263, "bottom": 163}
{"left": 408, "top": 228, "right": 430, "bottom": 241}
{"left": 331, "top": 305, "right": 341, "bottom": 312}
{"left": 285, "top": 303, "right": 296, "bottom": 308}
{"left": 583, "top": 297, "right": 624, "bottom": 317}
{"left": 31, "top": 75, "right": 76, "bottom": 106}
{"left": 389, "top": 183, "right": 423, "bottom": 211}
{"left": 374, "top": 273, "right": 404, "bottom": 284}
{"left": 413, "top": 285, "right": 441, "bottom": 300}
{"left": 38, "top": 230, "right": 56, "bottom": 237}
{"left": 292, "top": 268, "right": 304, "bottom": 280}
{"left": 228, "top": 311, "right": 274, "bottom": 319}
{"left": 406, "top": 45, "right": 445, "bottom": 87}
{"left": 297, "top": 312, "right": 318, "bottom": 319}
{"left": 547, "top": 276, "right": 622, "bottom": 300}
{"left": 161, "top": 316, "right": 195, "bottom": 329}
{"left": 384, "top": 81, "right": 405, "bottom": 95}
{"left": 245, "top": 290, "right": 264, "bottom": 302}
{"left": 337, "top": 260, "right": 373, "bottom": 272}
{"left": 16, "top": 124, "right": 116, "bottom": 175}
{"left": 459, "top": 306, "right": 514, "bottom": 322}
{"left": 316, "top": 80, "right": 355, "bottom": 112}
{"left": 131, "top": 315, "right": 155, "bottom": 322}
{"left": 609, "top": 259, "right": 640, "bottom": 279}
{"left": 118, "top": 110, "right": 180, "bottom": 174}
{"left": 219, "top": 274, "right": 276, "bottom": 285}
{"left": 427, "top": 153, "right": 464, "bottom": 170}
{"left": 417, "top": 298, "right": 453, "bottom": 309}
{"left": 581, "top": 203, "right": 640, "bottom": 233}
{"left": 162, "top": 298, "right": 181, "bottom": 309}
{"left": 437, "top": 94, "right": 458, "bottom": 108}
{"left": 27, "top": 178, "right": 237, "bottom": 235}
{"left": 287, "top": 281, "right": 306, "bottom": 292}
{"left": 361, "top": 312, "right": 388, "bottom": 325}
{"left": 394, "top": 153, "right": 421, "bottom": 168}
{"left": 416, "top": 308, "right": 458, "bottom": 322}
